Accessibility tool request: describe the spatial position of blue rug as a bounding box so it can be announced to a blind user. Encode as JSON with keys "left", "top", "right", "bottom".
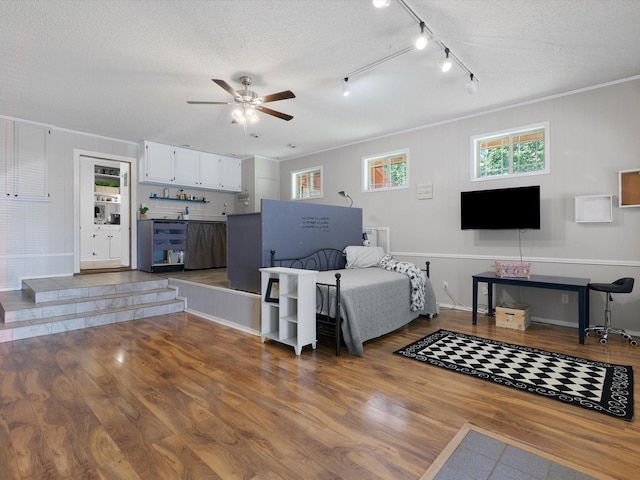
{"left": 395, "top": 330, "right": 633, "bottom": 421}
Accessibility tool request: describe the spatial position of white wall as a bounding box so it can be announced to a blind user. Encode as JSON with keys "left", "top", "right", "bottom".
{"left": 280, "top": 78, "right": 640, "bottom": 332}
{"left": 0, "top": 124, "right": 138, "bottom": 290}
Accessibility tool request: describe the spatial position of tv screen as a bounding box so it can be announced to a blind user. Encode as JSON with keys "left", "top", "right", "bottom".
{"left": 461, "top": 185, "right": 540, "bottom": 230}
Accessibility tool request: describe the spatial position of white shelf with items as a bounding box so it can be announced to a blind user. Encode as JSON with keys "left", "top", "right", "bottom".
{"left": 619, "top": 169, "right": 640, "bottom": 208}
{"left": 575, "top": 194, "right": 613, "bottom": 223}
{"left": 259, "top": 267, "right": 318, "bottom": 355}
{"left": 94, "top": 192, "right": 120, "bottom": 204}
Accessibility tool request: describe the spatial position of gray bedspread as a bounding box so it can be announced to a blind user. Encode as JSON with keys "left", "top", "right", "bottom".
{"left": 315, "top": 267, "right": 438, "bottom": 355}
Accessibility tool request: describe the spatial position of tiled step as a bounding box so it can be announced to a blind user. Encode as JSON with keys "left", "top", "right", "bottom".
{"left": 0, "top": 271, "right": 186, "bottom": 344}
{"left": 0, "top": 298, "right": 185, "bottom": 343}
{"left": 22, "top": 276, "right": 169, "bottom": 303}
{"left": 2, "top": 287, "right": 178, "bottom": 323}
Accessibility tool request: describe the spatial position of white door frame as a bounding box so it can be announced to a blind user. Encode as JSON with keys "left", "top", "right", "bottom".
{"left": 73, "top": 149, "right": 138, "bottom": 272}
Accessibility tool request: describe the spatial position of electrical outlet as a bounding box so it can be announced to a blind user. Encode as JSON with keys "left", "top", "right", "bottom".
{"left": 561, "top": 294, "right": 569, "bottom": 304}
{"left": 482, "top": 286, "right": 488, "bottom": 295}
{"left": 443, "top": 281, "right": 448, "bottom": 289}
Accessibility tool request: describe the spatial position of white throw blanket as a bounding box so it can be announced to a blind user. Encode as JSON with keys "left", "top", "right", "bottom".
{"left": 379, "top": 254, "right": 425, "bottom": 311}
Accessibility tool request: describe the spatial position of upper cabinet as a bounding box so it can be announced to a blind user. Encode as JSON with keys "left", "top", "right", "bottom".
{"left": 1, "top": 120, "right": 49, "bottom": 201}
{"left": 198, "top": 152, "right": 221, "bottom": 189}
{"left": 144, "top": 142, "right": 174, "bottom": 183}
{"left": 139, "top": 141, "right": 241, "bottom": 192}
{"left": 173, "top": 147, "right": 199, "bottom": 186}
{"left": 218, "top": 155, "right": 242, "bottom": 192}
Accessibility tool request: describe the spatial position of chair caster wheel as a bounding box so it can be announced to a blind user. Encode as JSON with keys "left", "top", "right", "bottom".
{"left": 623, "top": 334, "right": 631, "bottom": 340}
{"left": 630, "top": 339, "right": 638, "bottom": 346}
{"left": 585, "top": 330, "right": 591, "bottom": 337}
{"left": 600, "top": 338, "right": 608, "bottom": 345}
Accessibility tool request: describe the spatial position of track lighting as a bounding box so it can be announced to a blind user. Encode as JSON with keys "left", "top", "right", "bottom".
{"left": 438, "top": 47, "right": 452, "bottom": 73}
{"left": 415, "top": 21, "right": 428, "bottom": 50}
{"left": 466, "top": 73, "right": 478, "bottom": 94}
{"left": 343, "top": 0, "right": 478, "bottom": 96}
{"left": 342, "top": 77, "right": 350, "bottom": 97}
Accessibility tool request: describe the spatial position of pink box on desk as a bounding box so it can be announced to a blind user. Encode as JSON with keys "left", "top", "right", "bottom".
{"left": 495, "top": 261, "right": 531, "bottom": 279}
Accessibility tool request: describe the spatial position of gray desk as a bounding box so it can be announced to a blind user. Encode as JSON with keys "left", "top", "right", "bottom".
{"left": 472, "top": 272, "right": 591, "bottom": 344}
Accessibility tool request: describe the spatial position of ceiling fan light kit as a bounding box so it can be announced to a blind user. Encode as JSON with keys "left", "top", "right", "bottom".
{"left": 342, "top": 0, "right": 478, "bottom": 95}
{"left": 188, "top": 75, "right": 295, "bottom": 123}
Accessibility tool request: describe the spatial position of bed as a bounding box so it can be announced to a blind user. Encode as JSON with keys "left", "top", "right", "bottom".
{"left": 270, "top": 246, "right": 438, "bottom": 355}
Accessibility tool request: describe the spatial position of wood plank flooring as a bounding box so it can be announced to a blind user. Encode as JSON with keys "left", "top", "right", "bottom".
{"left": 0, "top": 308, "right": 638, "bottom": 479}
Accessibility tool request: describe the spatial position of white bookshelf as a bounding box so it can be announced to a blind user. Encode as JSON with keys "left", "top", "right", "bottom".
{"left": 259, "top": 267, "right": 318, "bottom": 355}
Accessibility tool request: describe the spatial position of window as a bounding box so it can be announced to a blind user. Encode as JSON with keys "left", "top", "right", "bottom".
{"left": 363, "top": 149, "right": 408, "bottom": 192}
{"left": 471, "top": 122, "right": 549, "bottom": 181}
{"left": 291, "top": 166, "right": 322, "bottom": 200}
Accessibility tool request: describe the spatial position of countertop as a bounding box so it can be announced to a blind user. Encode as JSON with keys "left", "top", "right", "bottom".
{"left": 138, "top": 218, "right": 227, "bottom": 223}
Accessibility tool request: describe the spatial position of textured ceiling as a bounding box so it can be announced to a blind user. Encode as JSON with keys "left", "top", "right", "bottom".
{"left": 2, "top": 0, "right": 640, "bottom": 160}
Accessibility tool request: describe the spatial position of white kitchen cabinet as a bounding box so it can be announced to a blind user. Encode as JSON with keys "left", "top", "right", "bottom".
{"left": 198, "top": 152, "right": 221, "bottom": 189}
{"left": 1, "top": 121, "right": 49, "bottom": 200}
{"left": 173, "top": 147, "right": 199, "bottom": 186}
{"left": 140, "top": 141, "right": 241, "bottom": 192}
{"left": 92, "top": 225, "right": 121, "bottom": 260}
{"left": 141, "top": 141, "right": 174, "bottom": 183}
{"left": 235, "top": 155, "right": 279, "bottom": 213}
{"left": 0, "top": 118, "right": 13, "bottom": 198}
{"left": 259, "top": 267, "right": 317, "bottom": 355}
{"left": 218, "top": 155, "right": 242, "bottom": 192}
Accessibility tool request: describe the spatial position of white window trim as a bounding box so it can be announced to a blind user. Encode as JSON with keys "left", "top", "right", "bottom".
{"left": 362, "top": 148, "right": 409, "bottom": 193}
{"left": 470, "top": 122, "right": 550, "bottom": 182}
{"left": 291, "top": 165, "right": 323, "bottom": 200}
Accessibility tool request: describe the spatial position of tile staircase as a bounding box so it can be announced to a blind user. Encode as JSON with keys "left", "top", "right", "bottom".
{"left": 0, "top": 271, "right": 185, "bottom": 343}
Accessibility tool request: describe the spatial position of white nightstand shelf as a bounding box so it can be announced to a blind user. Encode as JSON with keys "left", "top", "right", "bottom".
{"left": 260, "top": 267, "right": 318, "bottom": 355}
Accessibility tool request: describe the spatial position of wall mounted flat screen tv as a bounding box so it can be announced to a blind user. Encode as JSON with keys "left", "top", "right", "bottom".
{"left": 461, "top": 185, "right": 540, "bottom": 230}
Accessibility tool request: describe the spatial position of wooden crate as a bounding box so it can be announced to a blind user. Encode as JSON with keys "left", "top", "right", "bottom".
{"left": 495, "top": 303, "right": 530, "bottom": 330}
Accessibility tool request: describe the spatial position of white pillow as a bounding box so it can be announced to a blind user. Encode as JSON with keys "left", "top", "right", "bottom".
{"left": 344, "top": 246, "right": 386, "bottom": 269}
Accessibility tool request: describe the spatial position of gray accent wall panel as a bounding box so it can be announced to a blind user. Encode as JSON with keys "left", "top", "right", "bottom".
{"left": 227, "top": 200, "right": 362, "bottom": 293}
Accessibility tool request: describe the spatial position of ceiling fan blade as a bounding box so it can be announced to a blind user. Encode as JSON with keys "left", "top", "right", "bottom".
{"left": 212, "top": 79, "right": 240, "bottom": 98}
{"left": 260, "top": 90, "right": 296, "bottom": 103}
{"left": 187, "top": 101, "right": 231, "bottom": 104}
{"left": 256, "top": 105, "right": 293, "bottom": 121}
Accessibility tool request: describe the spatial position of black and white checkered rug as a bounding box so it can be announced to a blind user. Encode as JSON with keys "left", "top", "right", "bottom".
{"left": 394, "top": 330, "right": 634, "bottom": 421}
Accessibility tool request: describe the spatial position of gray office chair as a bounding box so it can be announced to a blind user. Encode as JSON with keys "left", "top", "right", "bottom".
{"left": 585, "top": 278, "right": 636, "bottom": 346}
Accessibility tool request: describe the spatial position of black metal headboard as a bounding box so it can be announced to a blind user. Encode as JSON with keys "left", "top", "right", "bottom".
{"left": 270, "top": 248, "right": 430, "bottom": 277}
{"left": 270, "top": 248, "right": 346, "bottom": 271}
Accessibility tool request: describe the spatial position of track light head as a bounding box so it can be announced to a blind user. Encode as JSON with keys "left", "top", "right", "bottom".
{"left": 342, "top": 77, "right": 350, "bottom": 97}
{"left": 372, "top": 0, "right": 391, "bottom": 7}
{"left": 415, "top": 21, "right": 428, "bottom": 50}
{"left": 438, "top": 47, "right": 452, "bottom": 73}
{"left": 466, "top": 73, "right": 478, "bottom": 94}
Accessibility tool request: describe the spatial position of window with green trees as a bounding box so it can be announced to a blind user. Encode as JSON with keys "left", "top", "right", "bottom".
{"left": 363, "top": 149, "right": 408, "bottom": 191}
{"left": 471, "top": 123, "right": 549, "bottom": 180}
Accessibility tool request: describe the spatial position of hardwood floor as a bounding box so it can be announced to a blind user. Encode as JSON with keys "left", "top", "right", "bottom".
{"left": 0, "top": 308, "right": 638, "bottom": 479}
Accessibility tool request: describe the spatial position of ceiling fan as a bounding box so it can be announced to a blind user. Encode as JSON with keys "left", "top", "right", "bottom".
{"left": 187, "top": 76, "right": 295, "bottom": 123}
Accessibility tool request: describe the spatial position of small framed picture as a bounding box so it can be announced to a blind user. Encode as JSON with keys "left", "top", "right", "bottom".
{"left": 265, "top": 278, "right": 280, "bottom": 303}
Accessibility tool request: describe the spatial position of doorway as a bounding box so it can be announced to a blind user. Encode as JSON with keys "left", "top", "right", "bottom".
{"left": 78, "top": 155, "right": 132, "bottom": 271}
